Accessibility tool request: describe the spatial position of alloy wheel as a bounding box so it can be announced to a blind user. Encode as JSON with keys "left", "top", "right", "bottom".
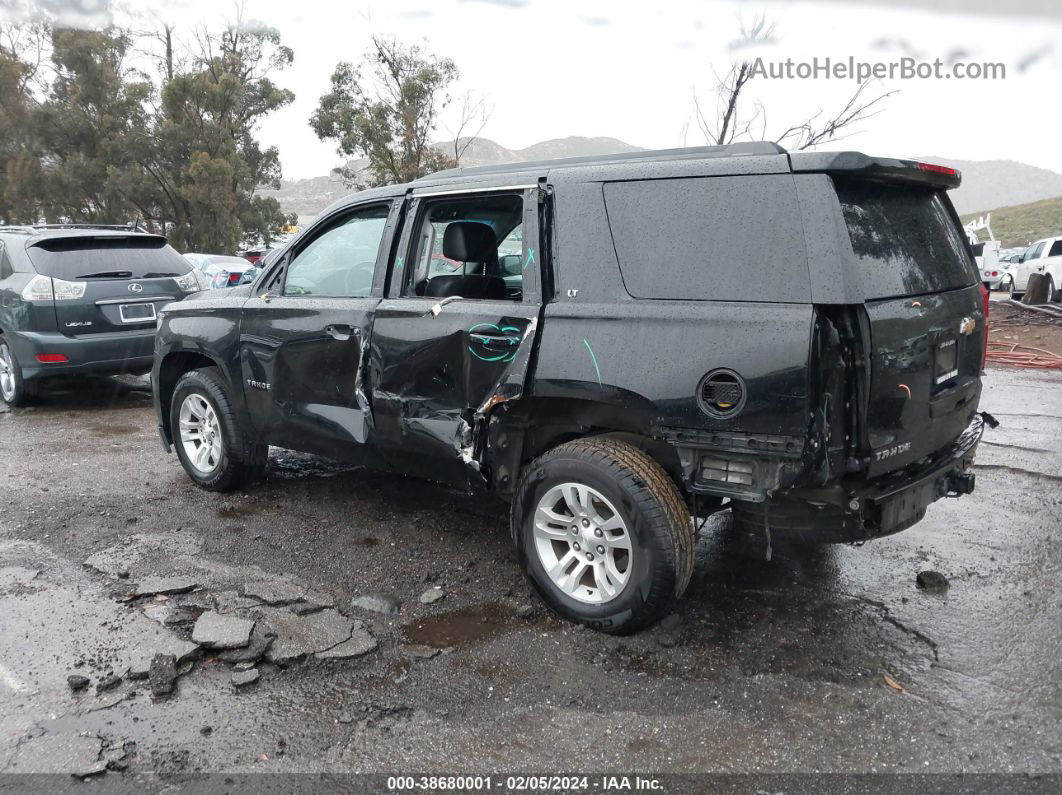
{"left": 533, "top": 482, "right": 632, "bottom": 605}
{"left": 178, "top": 393, "right": 223, "bottom": 474}
{"left": 0, "top": 344, "right": 15, "bottom": 402}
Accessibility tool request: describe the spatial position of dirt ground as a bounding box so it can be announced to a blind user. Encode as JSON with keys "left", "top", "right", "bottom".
{"left": 0, "top": 368, "right": 1060, "bottom": 791}
{"left": 988, "top": 294, "right": 1062, "bottom": 363}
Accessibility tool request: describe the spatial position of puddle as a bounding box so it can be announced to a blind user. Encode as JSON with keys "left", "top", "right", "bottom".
{"left": 84, "top": 421, "right": 140, "bottom": 437}
{"left": 403, "top": 604, "right": 514, "bottom": 648}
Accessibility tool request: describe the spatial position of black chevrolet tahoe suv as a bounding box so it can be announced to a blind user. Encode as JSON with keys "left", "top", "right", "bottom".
{"left": 153, "top": 143, "right": 988, "bottom": 633}
{"left": 0, "top": 225, "right": 198, "bottom": 405}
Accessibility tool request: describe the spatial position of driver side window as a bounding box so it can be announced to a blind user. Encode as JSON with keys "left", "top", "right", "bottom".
{"left": 283, "top": 204, "right": 389, "bottom": 298}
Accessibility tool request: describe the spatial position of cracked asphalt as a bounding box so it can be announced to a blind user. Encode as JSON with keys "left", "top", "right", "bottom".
{"left": 0, "top": 367, "right": 1059, "bottom": 784}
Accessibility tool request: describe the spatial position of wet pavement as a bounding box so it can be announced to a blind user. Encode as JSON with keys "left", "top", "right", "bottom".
{"left": 0, "top": 370, "right": 1059, "bottom": 783}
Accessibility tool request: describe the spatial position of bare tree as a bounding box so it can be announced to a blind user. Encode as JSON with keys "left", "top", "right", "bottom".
{"left": 450, "top": 91, "right": 493, "bottom": 164}
{"left": 693, "top": 14, "right": 895, "bottom": 151}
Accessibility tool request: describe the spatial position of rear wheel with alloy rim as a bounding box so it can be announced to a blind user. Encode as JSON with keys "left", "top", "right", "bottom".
{"left": 512, "top": 436, "right": 695, "bottom": 634}
{"left": 169, "top": 367, "right": 267, "bottom": 492}
{"left": 0, "top": 335, "right": 39, "bottom": 407}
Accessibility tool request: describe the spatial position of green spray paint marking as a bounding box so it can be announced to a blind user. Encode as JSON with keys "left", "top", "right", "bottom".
{"left": 523, "top": 247, "right": 536, "bottom": 270}
{"left": 583, "top": 338, "right": 601, "bottom": 386}
{"left": 468, "top": 322, "right": 520, "bottom": 363}
{"left": 395, "top": 256, "right": 404, "bottom": 271}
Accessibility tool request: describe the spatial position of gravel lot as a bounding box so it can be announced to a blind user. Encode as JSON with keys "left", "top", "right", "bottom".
{"left": 0, "top": 367, "right": 1059, "bottom": 787}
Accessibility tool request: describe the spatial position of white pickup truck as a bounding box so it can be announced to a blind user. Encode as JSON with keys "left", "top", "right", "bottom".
{"left": 1005, "top": 237, "right": 1062, "bottom": 302}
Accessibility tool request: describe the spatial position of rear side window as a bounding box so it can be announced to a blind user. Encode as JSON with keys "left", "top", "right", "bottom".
{"left": 603, "top": 175, "right": 810, "bottom": 302}
{"left": 1049, "top": 240, "right": 1062, "bottom": 257}
{"left": 834, "top": 179, "right": 976, "bottom": 299}
{"left": 27, "top": 237, "right": 191, "bottom": 280}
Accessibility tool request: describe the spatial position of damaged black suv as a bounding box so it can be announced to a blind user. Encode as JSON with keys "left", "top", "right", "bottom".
{"left": 154, "top": 143, "right": 988, "bottom": 633}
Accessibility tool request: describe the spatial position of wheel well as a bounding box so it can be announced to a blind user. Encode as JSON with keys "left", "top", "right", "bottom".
{"left": 157, "top": 352, "right": 223, "bottom": 441}
{"left": 490, "top": 397, "right": 685, "bottom": 499}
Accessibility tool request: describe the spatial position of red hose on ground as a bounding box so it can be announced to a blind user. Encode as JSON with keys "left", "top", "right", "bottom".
{"left": 986, "top": 341, "right": 1062, "bottom": 369}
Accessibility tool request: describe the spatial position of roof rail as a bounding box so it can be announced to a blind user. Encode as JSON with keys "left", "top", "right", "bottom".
{"left": 415, "top": 141, "right": 788, "bottom": 182}
{"left": 29, "top": 222, "right": 145, "bottom": 232}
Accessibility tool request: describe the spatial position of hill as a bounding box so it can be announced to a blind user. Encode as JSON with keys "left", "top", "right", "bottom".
{"left": 919, "top": 156, "right": 1062, "bottom": 216}
{"left": 260, "top": 136, "right": 644, "bottom": 217}
{"left": 262, "top": 140, "right": 1062, "bottom": 223}
{"left": 961, "top": 195, "right": 1062, "bottom": 248}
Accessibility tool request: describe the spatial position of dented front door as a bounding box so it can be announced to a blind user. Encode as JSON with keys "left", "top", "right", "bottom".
{"left": 368, "top": 190, "right": 543, "bottom": 487}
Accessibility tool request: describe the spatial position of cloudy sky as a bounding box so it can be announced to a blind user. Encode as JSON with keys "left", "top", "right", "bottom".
{"left": 10, "top": 0, "right": 1062, "bottom": 180}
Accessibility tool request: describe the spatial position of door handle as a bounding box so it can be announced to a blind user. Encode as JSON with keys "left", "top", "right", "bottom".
{"left": 325, "top": 324, "right": 358, "bottom": 341}
{"left": 470, "top": 332, "right": 518, "bottom": 344}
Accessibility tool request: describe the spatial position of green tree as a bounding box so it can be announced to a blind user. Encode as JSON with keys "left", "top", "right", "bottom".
{"left": 0, "top": 25, "right": 48, "bottom": 223}
{"left": 141, "top": 21, "right": 296, "bottom": 251}
{"left": 311, "top": 37, "right": 458, "bottom": 188}
{"left": 35, "top": 27, "right": 151, "bottom": 223}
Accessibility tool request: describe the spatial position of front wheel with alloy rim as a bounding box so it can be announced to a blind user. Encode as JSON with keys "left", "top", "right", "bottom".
{"left": 1007, "top": 277, "right": 1023, "bottom": 301}
{"left": 169, "top": 367, "right": 267, "bottom": 492}
{"left": 511, "top": 437, "right": 695, "bottom": 634}
{"left": 0, "top": 335, "right": 39, "bottom": 407}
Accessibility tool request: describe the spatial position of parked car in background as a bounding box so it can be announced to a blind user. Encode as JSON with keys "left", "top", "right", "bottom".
{"left": 183, "top": 253, "right": 259, "bottom": 290}
{"left": 239, "top": 249, "right": 266, "bottom": 265}
{"left": 1003, "top": 237, "right": 1062, "bottom": 301}
{"left": 970, "top": 240, "right": 1004, "bottom": 289}
{"left": 0, "top": 225, "right": 198, "bottom": 405}
{"left": 154, "top": 144, "right": 988, "bottom": 633}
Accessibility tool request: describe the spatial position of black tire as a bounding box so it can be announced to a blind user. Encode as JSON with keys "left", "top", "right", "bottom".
{"left": 0, "top": 334, "right": 40, "bottom": 407}
{"left": 1007, "top": 277, "right": 1023, "bottom": 301}
{"left": 169, "top": 367, "right": 267, "bottom": 492}
{"left": 511, "top": 436, "right": 695, "bottom": 634}
{"left": 1046, "top": 276, "right": 1059, "bottom": 304}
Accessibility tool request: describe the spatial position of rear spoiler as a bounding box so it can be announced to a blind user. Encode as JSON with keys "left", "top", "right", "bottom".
{"left": 788, "top": 152, "right": 961, "bottom": 190}
{"left": 28, "top": 233, "right": 169, "bottom": 250}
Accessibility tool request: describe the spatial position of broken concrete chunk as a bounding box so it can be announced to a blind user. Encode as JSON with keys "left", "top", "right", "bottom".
{"left": 95, "top": 674, "right": 122, "bottom": 694}
{"left": 916, "top": 570, "right": 950, "bottom": 592}
{"left": 419, "top": 587, "right": 445, "bottom": 605}
{"left": 304, "top": 590, "right": 335, "bottom": 609}
{"left": 216, "top": 624, "right": 274, "bottom": 664}
{"left": 128, "top": 638, "right": 198, "bottom": 680}
{"left": 7, "top": 733, "right": 105, "bottom": 776}
{"left": 0, "top": 566, "right": 40, "bottom": 588}
{"left": 231, "top": 668, "right": 260, "bottom": 687}
{"left": 67, "top": 674, "right": 90, "bottom": 692}
{"left": 351, "top": 592, "right": 401, "bottom": 616}
{"left": 242, "top": 580, "right": 306, "bottom": 605}
{"left": 316, "top": 625, "right": 377, "bottom": 660}
{"left": 148, "top": 654, "right": 178, "bottom": 698}
{"left": 133, "top": 576, "right": 198, "bottom": 597}
{"left": 402, "top": 644, "right": 440, "bottom": 660}
{"left": 143, "top": 605, "right": 200, "bottom": 626}
{"left": 192, "top": 611, "right": 255, "bottom": 649}
{"left": 260, "top": 607, "right": 356, "bottom": 665}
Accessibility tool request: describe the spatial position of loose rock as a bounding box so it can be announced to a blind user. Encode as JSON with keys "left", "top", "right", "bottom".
{"left": 351, "top": 592, "right": 401, "bottom": 616}
{"left": 515, "top": 605, "right": 534, "bottom": 619}
{"left": 419, "top": 587, "right": 445, "bottom": 605}
{"left": 148, "top": 654, "right": 178, "bottom": 698}
{"left": 231, "top": 668, "right": 260, "bottom": 688}
{"left": 916, "top": 570, "right": 950, "bottom": 592}
{"left": 95, "top": 674, "right": 122, "bottom": 694}
{"left": 192, "top": 611, "right": 255, "bottom": 649}
{"left": 143, "top": 605, "right": 200, "bottom": 626}
{"left": 67, "top": 674, "right": 90, "bottom": 692}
